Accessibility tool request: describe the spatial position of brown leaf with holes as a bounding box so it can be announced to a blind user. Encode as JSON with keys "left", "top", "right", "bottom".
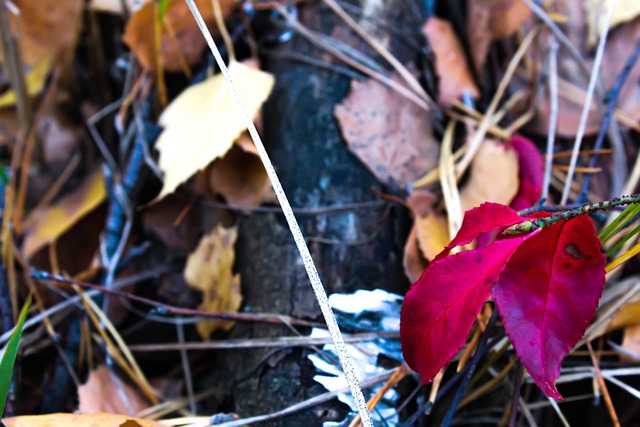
{"left": 2, "top": 413, "right": 165, "bottom": 427}
{"left": 123, "top": 0, "right": 237, "bottom": 72}
{"left": 77, "top": 366, "right": 150, "bottom": 415}
{"left": 184, "top": 224, "right": 241, "bottom": 339}
{"left": 422, "top": 17, "right": 479, "bottom": 106}
{"left": 334, "top": 75, "right": 439, "bottom": 188}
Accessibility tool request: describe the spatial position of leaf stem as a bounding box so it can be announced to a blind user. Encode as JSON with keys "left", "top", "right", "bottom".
{"left": 506, "top": 194, "right": 640, "bottom": 235}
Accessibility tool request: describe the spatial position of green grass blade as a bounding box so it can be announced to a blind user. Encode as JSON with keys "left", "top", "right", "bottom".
{"left": 159, "top": 0, "right": 171, "bottom": 21}
{"left": 0, "top": 296, "right": 31, "bottom": 417}
{"left": 599, "top": 203, "right": 640, "bottom": 243}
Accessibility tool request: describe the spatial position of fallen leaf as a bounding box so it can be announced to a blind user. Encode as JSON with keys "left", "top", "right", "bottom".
{"left": 184, "top": 224, "right": 242, "bottom": 339}
{"left": 334, "top": 75, "right": 439, "bottom": 187}
{"left": 207, "top": 144, "right": 275, "bottom": 207}
{"left": 22, "top": 169, "right": 106, "bottom": 259}
{"left": 621, "top": 323, "right": 640, "bottom": 361}
{"left": 493, "top": 215, "right": 605, "bottom": 398}
{"left": 2, "top": 413, "right": 164, "bottom": 427}
{"left": 402, "top": 225, "right": 429, "bottom": 283}
{"left": 488, "top": 0, "right": 533, "bottom": 39}
{"left": 407, "top": 189, "right": 449, "bottom": 261}
{"left": 123, "top": 0, "right": 236, "bottom": 72}
{"left": 3, "top": 0, "right": 83, "bottom": 67}
{"left": 460, "top": 139, "right": 519, "bottom": 213}
{"left": 422, "top": 17, "right": 479, "bottom": 106}
{"left": 77, "top": 366, "right": 150, "bottom": 414}
{"left": 588, "top": 0, "right": 640, "bottom": 40}
{"left": 155, "top": 60, "right": 274, "bottom": 200}
{"left": 0, "top": 59, "right": 50, "bottom": 108}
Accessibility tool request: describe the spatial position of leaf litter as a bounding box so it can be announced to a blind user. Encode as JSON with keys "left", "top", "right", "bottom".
{"left": 5, "top": 0, "right": 640, "bottom": 426}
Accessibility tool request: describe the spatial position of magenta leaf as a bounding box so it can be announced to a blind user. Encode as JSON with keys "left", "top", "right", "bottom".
{"left": 401, "top": 236, "right": 530, "bottom": 384}
{"left": 509, "top": 135, "right": 544, "bottom": 210}
{"left": 492, "top": 215, "right": 605, "bottom": 398}
{"left": 436, "top": 202, "right": 533, "bottom": 261}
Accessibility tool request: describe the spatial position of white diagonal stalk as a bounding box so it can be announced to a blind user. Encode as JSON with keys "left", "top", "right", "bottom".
{"left": 183, "top": 1, "right": 374, "bottom": 425}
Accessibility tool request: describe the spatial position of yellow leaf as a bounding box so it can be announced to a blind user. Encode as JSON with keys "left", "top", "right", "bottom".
{"left": 460, "top": 139, "right": 519, "bottom": 213}
{"left": 588, "top": 0, "right": 640, "bottom": 41}
{"left": 184, "top": 224, "right": 242, "bottom": 339}
{"left": 607, "top": 299, "right": 640, "bottom": 332}
{"left": 415, "top": 213, "right": 450, "bottom": 261}
{"left": 0, "top": 59, "right": 51, "bottom": 109}
{"left": 2, "top": 413, "right": 165, "bottom": 427}
{"left": 155, "top": 60, "right": 274, "bottom": 200}
{"left": 22, "top": 169, "right": 106, "bottom": 259}
{"left": 406, "top": 189, "right": 449, "bottom": 261}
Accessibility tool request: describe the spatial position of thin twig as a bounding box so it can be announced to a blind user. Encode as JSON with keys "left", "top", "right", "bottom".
{"left": 542, "top": 37, "right": 559, "bottom": 202}
{"left": 30, "top": 270, "right": 326, "bottom": 329}
{"left": 560, "top": 0, "right": 613, "bottom": 205}
{"left": 581, "top": 38, "right": 640, "bottom": 199}
{"left": 185, "top": 1, "right": 373, "bottom": 423}
{"left": 587, "top": 341, "right": 620, "bottom": 427}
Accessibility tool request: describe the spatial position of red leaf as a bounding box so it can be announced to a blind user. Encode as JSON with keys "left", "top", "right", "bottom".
{"left": 492, "top": 216, "right": 605, "bottom": 398}
{"left": 401, "top": 236, "right": 530, "bottom": 383}
{"left": 436, "top": 202, "right": 532, "bottom": 260}
{"left": 509, "top": 135, "right": 543, "bottom": 210}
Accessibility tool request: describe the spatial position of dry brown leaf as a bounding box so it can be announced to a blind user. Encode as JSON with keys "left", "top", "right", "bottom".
{"left": 122, "top": 0, "right": 236, "bottom": 72}
{"left": 2, "top": 413, "right": 165, "bottom": 427}
{"left": 77, "top": 366, "right": 150, "bottom": 414}
{"left": 3, "top": 0, "right": 83, "bottom": 67}
{"left": 334, "top": 75, "right": 439, "bottom": 187}
{"left": 403, "top": 225, "right": 428, "bottom": 283}
{"left": 155, "top": 60, "right": 274, "bottom": 200}
{"left": 422, "top": 17, "right": 479, "bottom": 106}
{"left": 208, "top": 145, "right": 275, "bottom": 207}
{"left": 184, "top": 224, "right": 241, "bottom": 339}
{"left": 460, "top": 139, "right": 519, "bottom": 212}
{"left": 22, "top": 169, "right": 106, "bottom": 259}
{"left": 488, "top": 0, "right": 532, "bottom": 39}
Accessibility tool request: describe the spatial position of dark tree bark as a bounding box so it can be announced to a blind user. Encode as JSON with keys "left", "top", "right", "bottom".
{"left": 209, "top": 1, "right": 430, "bottom": 424}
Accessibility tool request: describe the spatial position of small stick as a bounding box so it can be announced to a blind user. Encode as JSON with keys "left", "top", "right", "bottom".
{"left": 587, "top": 341, "right": 620, "bottom": 427}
